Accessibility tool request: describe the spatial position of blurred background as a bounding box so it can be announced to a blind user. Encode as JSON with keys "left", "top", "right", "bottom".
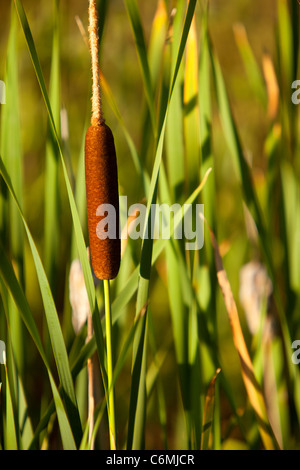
{"left": 0, "top": 0, "right": 277, "bottom": 304}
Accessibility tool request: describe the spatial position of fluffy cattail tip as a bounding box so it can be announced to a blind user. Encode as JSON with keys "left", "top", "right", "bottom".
{"left": 85, "top": 124, "right": 120, "bottom": 280}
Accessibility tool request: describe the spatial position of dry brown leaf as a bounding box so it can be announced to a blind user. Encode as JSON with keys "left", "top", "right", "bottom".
{"left": 203, "top": 217, "right": 280, "bottom": 450}
{"left": 262, "top": 53, "right": 279, "bottom": 120}
{"left": 201, "top": 368, "right": 221, "bottom": 450}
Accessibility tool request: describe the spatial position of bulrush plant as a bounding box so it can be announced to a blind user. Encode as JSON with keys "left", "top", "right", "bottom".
{"left": 0, "top": 0, "right": 300, "bottom": 451}
{"left": 84, "top": 0, "right": 120, "bottom": 449}
{"left": 85, "top": 0, "right": 120, "bottom": 281}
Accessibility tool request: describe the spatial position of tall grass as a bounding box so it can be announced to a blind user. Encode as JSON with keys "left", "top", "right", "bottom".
{"left": 0, "top": 0, "right": 299, "bottom": 450}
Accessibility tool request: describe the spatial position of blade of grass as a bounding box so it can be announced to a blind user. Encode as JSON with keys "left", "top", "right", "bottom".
{"left": 100, "top": 71, "right": 147, "bottom": 188}
{"left": 64, "top": 116, "right": 89, "bottom": 339}
{"left": 127, "top": 0, "right": 197, "bottom": 450}
{"left": 0, "top": 4, "right": 23, "bottom": 268}
{"left": 198, "top": 7, "right": 221, "bottom": 448}
{"left": 165, "top": 1, "right": 185, "bottom": 202}
{"left": 124, "top": 0, "right": 157, "bottom": 135}
{"left": 233, "top": 23, "right": 267, "bottom": 107}
{"left": 183, "top": 15, "right": 200, "bottom": 193}
{"left": 277, "top": 0, "right": 293, "bottom": 94}
{"left": 183, "top": 15, "right": 205, "bottom": 446}
{"left": 40, "top": 0, "right": 62, "bottom": 431}
{"left": 70, "top": 121, "right": 88, "bottom": 260}
{"left": 18, "top": 372, "right": 34, "bottom": 448}
{"left": 277, "top": 0, "right": 295, "bottom": 152}
{"left": 97, "top": 0, "right": 108, "bottom": 49}
{"left": 165, "top": 71, "right": 185, "bottom": 201}
{"left": 198, "top": 5, "right": 218, "bottom": 338}
{"left": 4, "top": 356, "right": 18, "bottom": 450}
{"left": 157, "top": 165, "right": 200, "bottom": 449}
{"left": 44, "top": 0, "right": 60, "bottom": 291}
{"left": 0, "top": 3, "right": 25, "bottom": 381}
{"left": 48, "top": 374, "right": 77, "bottom": 449}
{"left": 165, "top": 240, "right": 191, "bottom": 447}
{"left": 280, "top": 161, "right": 300, "bottom": 295}
{"left": 0, "top": 241, "right": 76, "bottom": 449}
{"left": 204, "top": 217, "right": 279, "bottom": 450}
{"left": 146, "top": 310, "right": 169, "bottom": 449}
{"left": 0, "top": 154, "right": 82, "bottom": 446}
{"left": 139, "top": 0, "right": 169, "bottom": 180}
{"left": 290, "top": 0, "right": 299, "bottom": 79}
{"left": 148, "top": 0, "right": 168, "bottom": 88}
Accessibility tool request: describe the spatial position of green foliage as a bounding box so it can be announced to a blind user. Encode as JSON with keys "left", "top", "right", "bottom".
{"left": 0, "top": 0, "right": 299, "bottom": 450}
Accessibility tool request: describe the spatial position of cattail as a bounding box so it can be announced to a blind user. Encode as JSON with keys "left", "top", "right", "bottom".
{"left": 85, "top": 0, "right": 120, "bottom": 280}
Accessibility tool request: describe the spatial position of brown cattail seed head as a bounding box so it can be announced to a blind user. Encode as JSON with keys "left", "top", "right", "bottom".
{"left": 85, "top": 124, "right": 120, "bottom": 280}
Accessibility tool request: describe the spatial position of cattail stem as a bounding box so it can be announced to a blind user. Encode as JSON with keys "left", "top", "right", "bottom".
{"left": 87, "top": 0, "right": 119, "bottom": 449}
{"left": 87, "top": 310, "right": 95, "bottom": 450}
{"left": 104, "top": 279, "right": 116, "bottom": 450}
{"left": 88, "top": 0, "right": 104, "bottom": 126}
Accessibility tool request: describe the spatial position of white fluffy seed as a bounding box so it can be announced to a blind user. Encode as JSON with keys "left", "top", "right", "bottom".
{"left": 69, "top": 259, "right": 90, "bottom": 334}
{"left": 239, "top": 261, "right": 273, "bottom": 336}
